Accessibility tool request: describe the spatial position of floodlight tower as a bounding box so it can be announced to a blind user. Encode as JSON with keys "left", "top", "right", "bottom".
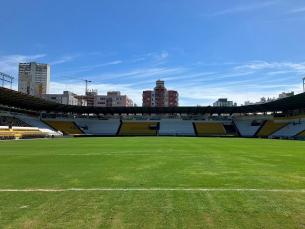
{"left": 61, "top": 76, "right": 92, "bottom": 94}
{"left": 0, "top": 72, "right": 14, "bottom": 89}
{"left": 303, "top": 77, "right": 305, "bottom": 92}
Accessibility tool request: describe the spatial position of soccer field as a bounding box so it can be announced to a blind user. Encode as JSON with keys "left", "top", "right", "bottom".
{"left": 0, "top": 137, "right": 305, "bottom": 228}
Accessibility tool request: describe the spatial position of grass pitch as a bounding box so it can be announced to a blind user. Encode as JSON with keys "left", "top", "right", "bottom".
{"left": 0, "top": 137, "right": 305, "bottom": 228}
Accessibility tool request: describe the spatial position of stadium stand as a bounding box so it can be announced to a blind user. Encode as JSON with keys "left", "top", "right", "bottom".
{"left": 0, "top": 128, "right": 15, "bottom": 140}
{"left": 0, "top": 126, "right": 46, "bottom": 140}
{"left": 271, "top": 118, "right": 305, "bottom": 137}
{"left": 74, "top": 118, "right": 120, "bottom": 135}
{"left": 0, "top": 115, "right": 29, "bottom": 127}
{"left": 1, "top": 87, "right": 305, "bottom": 140}
{"left": 234, "top": 119, "right": 263, "bottom": 137}
{"left": 158, "top": 120, "right": 195, "bottom": 136}
{"left": 297, "top": 130, "right": 305, "bottom": 137}
{"left": 16, "top": 115, "right": 62, "bottom": 136}
{"left": 119, "top": 122, "right": 157, "bottom": 136}
{"left": 195, "top": 122, "right": 237, "bottom": 136}
{"left": 256, "top": 120, "right": 289, "bottom": 138}
{"left": 43, "top": 121, "right": 83, "bottom": 135}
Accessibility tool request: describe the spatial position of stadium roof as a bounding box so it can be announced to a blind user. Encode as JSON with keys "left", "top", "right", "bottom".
{"left": 1, "top": 86, "right": 305, "bottom": 115}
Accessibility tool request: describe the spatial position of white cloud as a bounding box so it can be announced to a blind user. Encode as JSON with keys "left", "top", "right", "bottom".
{"left": 290, "top": 7, "right": 305, "bottom": 14}
{"left": 49, "top": 55, "right": 75, "bottom": 65}
{"left": 42, "top": 57, "right": 305, "bottom": 107}
{"left": 213, "top": 1, "right": 276, "bottom": 16}
{"left": 130, "top": 58, "right": 145, "bottom": 62}
{"left": 234, "top": 61, "right": 305, "bottom": 74}
{"left": 267, "top": 71, "right": 292, "bottom": 75}
{"left": 196, "top": 62, "right": 239, "bottom": 66}
{"left": 155, "top": 51, "right": 169, "bottom": 61}
{"left": 0, "top": 54, "right": 46, "bottom": 75}
{"left": 88, "top": 67, "right": 185, "bottom": 82}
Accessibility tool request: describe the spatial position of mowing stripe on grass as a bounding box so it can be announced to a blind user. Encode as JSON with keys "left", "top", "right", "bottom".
{"left": 1, "top": 188, "right": 305, "bottom": 192}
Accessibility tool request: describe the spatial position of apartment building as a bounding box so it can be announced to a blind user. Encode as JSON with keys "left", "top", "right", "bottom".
{"left": 142, "top": 80, "right": 179, "bottom": 107}
{"left": 94, "top": 91, "right": 133, "bottom": 107}
{"left": 18, "top": 62, "right": 50, "bottom": 96}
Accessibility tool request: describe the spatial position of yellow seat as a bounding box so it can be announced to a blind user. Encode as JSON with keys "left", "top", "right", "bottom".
{"left": 119, "top": 122, "right": 157, "bottom": 136}
{"left": 43, "top": 121, "right": 83, "bottom": 135}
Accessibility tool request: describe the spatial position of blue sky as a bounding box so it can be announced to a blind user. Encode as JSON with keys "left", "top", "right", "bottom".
{"left": 1, "top": 0, "right": 305, "bottom": 106}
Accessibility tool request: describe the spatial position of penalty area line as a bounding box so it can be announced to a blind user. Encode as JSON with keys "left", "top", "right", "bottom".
{"left": 0, "top": 188, "right": 305, "bottom": 192}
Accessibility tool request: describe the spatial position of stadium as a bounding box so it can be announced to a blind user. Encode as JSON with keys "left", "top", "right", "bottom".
{"left": 1, "top": 85, "right": 305, "bottom": 228}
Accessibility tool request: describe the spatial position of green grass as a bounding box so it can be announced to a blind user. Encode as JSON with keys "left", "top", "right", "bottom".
{"left": 0, "top": 137, "right": 305, "bottom": 228}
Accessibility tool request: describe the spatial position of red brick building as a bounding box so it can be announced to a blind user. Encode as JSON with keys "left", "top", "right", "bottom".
{"left": 142, "top": 80, "right": 179, "bottom": 107}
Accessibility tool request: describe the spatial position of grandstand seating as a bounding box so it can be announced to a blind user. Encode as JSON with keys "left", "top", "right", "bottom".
{"left": 0, "top": 115, "right": 30, "bottom": 127}
{"left": 256, "top": 120, "right": 289, "bottom": 137}
{"left": 297, "top": 130, "right": 305, "bottom": 137}
{"left": 16, "top": 115, "right": 62, "bottom": 136}
{"left": 0, "top": 126, "right": 46, "bottom": 140}
{"left": 74, "top": 119, "right": 120, "bottom": 135}
{"left": 158, "top": 120, "right": 195, "bottom": 136}
{"left": 271, "top": 119, "right": 305, "bottom": 137}
{"left": 119, "top": 122, "right": 157, "bottom": 136}
{"left": 43, "top": 121, "right": 83, "bottom": 135}
{"left": 1, "top": 107, "right": 305, "bottom": 140}
{"left": 195, "top": 123, "right": 237, "bottom": 136}
{"left": 234, "top": 120, "right": 262, "bottom": 137}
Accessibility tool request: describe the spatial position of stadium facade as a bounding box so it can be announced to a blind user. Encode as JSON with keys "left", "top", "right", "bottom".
{"left": 1, "top": 86, "right": 305, "bottom": 140}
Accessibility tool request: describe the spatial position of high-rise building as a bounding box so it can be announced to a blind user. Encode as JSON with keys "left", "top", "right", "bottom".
{"left": 18, "top": 62, "right": 50, "bottom": 96}
{"left": 142, "top": 80, "right": 179, "bottom": 107}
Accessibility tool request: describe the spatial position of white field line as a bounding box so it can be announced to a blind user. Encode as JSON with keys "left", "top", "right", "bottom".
{"left": 0, "top": 154, "right": 195, "bottom": 156}
{"left": 0, "top": 188, "right": 305, "bottom": 192}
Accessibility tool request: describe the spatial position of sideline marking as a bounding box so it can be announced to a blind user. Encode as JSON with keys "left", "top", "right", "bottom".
{"left": 0, "top": 188, "right": 305, "bottom": 192}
